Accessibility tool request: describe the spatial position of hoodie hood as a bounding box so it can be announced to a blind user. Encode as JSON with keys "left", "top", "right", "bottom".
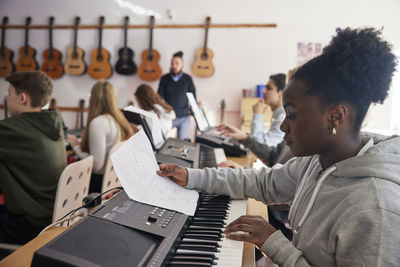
{"left": 19, "top": 110, "right": 64, "bottom": 141}
{"left": 334, "top": 135, "right": 400, "bottom": 185}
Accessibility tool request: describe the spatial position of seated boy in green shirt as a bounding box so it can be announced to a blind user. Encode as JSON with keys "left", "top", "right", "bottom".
{"left": 0, "top": 71, "right": 66, "bottom": 244}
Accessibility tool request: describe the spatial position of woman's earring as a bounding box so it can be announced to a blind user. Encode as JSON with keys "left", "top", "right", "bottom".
{"left": 332, "top": 127, "right": 337, "bottom": 135}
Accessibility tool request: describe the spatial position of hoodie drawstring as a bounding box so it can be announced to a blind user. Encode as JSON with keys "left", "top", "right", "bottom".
{"left": 293, "top": 166, "right": 337, "bottom": 234}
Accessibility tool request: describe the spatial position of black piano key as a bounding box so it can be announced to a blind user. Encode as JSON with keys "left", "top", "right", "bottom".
{"left": 190, "top": 221, "right": 224, "bottom": 228}
{"left": 180, "top": 240, "right": 221, "bottom": 248}
{"left": 178, "top": 243, "right": 220, "bottom": 252}
{"left": 183, "top": 233, "right": 221, "bottom": 241}
{"left": 187, "top": 226, "right": 223, "bottom": 232}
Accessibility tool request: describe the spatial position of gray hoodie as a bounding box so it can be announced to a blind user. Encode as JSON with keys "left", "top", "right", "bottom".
{"left": 186, "top": 136, "right": 400, "bottom": 266}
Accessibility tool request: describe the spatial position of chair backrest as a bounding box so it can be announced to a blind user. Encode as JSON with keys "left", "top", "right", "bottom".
{"left": 52, "top": 155, "right": 94, "bottom": 222}
{"left": 101, "top": 142, "right": 124, "bottom": 195}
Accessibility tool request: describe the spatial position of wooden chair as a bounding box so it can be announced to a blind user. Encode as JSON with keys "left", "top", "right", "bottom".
{"left": 52, "top": 155, "right": 94, "bottom": 223}
{"left": 0, "top": 156, "right": 94, "bottom": 258}
{"left": 101, "top": 143, "right": 124, "bottom": 199}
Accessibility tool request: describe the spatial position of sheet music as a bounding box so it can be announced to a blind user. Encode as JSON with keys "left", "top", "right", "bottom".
{"left": 111, "top": 129, "right": 199, "bottom": 216}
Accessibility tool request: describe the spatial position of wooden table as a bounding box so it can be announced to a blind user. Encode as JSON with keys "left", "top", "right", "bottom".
{"left": 1, "top": 154, "right": 267, "bottom": 267}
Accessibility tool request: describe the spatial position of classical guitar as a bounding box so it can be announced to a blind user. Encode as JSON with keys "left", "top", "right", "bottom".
{"left": 41, "top": 17, "right": 64, "bottom": 79}
{"left": 192, "top": 16, "right": 215, "bottom": 77}
{"left": 0, "top": 17, "right": 15, "bottom": 77}
{"left": 16, "top": 17, "right": 38, "bottom": 72}
{"left": 88, "top": 16, "right": 112, "bottom": 79}
{"left": 115, "top": 16, "right": 137, "bottom": 75}
{"left": 138, "top": 15, "right": 162, "bottom": 81}
{"left": 64, "top": 17, "right": 86, "bottom": 75}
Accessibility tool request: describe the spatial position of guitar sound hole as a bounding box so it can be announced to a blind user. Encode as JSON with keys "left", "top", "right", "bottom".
{"left": 201, "top": 53, "right": 209, "bottom": 60}
{"left": 147, "top": 56, "right": 153, "bottom": 61}
{"left": 0, "top": 66, "right": 6, "bottom": 70}
{"left": 143, "top": 69, "right": 156, "bottom": 73}
{"left": 96, "top": 56, "right": 104, "bottom": 61}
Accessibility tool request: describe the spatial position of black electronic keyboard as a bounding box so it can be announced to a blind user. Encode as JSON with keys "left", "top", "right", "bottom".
{"left": 32, "top": 191, "right": 247, "bottom": 267}
{"left": 157, "top": 139, "right": 226, "bottom": 169}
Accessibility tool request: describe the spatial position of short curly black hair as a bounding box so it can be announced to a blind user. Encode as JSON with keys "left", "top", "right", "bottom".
{"left": 291, "top": 27, "right": 397, "bottom": 131}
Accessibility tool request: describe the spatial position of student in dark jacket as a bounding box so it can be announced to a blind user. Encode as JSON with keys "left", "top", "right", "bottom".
{"left": 0, "top": 71, "right": 66, "bottom": 244}
{"left": 158, "top": 51, "right": 196, "bottom": 140}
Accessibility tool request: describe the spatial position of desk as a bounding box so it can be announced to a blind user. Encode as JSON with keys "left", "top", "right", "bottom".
{"left": 1, "top": 154, "right": 267, "bottom": 267}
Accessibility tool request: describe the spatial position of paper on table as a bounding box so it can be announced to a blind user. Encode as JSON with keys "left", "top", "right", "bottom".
{"left": 110, "top": 129, "right": 199, "bottom": 216}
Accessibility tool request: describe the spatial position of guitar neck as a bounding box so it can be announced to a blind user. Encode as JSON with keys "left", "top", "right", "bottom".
{"left": 202, "top": 17, "right": 211, "bottom": 56}
{"left": 24, "top": 23, "right": 29, "bottom": 55}
{"left": 97, "top": 17, "right": 104, "bottom": 60}
{"left": 148, "top": 16, "right": 154, "bottom": 59}
{"left": 123, "top": 18, "right": 128, "bottom": 49}
{"left": 1, "top": 22, "right": 5, "bottom": 56}
{"left": 73, "top": 22, "right": 78, "bottom": 56}
{"left": 49, "top": 19, "right": 54, "bottom": 58}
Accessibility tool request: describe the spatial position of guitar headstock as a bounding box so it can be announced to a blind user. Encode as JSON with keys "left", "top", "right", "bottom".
{"left": 2, "top": 16, "right": 8, "bottom": 25}
{"left": 99, "top": 16, "right": 105, "bottom": 28}
{"left": 49, "top": 16, "right": 54, "bottom": 27}
{"left": 205, "top": 16, "right": 211, "bottom": 28}
{"left": 74, "top": 16, "right": 80, "bottom": 26}
{"left": 150, "top": 15, "right": 155, "bottom": 29}
{"left": 25, "top": 16, "right": 32, "bottom": 28}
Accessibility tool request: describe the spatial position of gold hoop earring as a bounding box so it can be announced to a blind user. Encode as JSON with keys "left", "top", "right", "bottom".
{"left": 332, "top": 128, "right": 337, "bottom": 135}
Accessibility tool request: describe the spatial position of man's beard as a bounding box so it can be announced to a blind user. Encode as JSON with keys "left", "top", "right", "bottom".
{"left": 170, "top": 69, "right": 182, "bottom": 76}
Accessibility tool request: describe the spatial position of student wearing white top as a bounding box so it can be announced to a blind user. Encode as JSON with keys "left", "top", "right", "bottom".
{"left": 134, "top": 84, "right": 176, "bottom": 136}
{"left": 66, "top": 81, "right": 133, "bottom": 193}
{"left": 251, "top": 73, "right": 286, "bottom": 147}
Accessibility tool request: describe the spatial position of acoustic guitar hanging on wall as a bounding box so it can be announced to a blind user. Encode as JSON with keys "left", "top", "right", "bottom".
{"left": 138, "top": 15, "right": 162, "bottom": 81}
{"left": 115, "top": 16, "right": 137, "bottom": 75}
{"left": 88, "top": 16, "right": 112, "bottom": 80}
{"left": 16, "top": 17, "right": 38, "bottom": 72}
{"left": 192, "top": 16, "right": 215, "bottom": 77}
{"left": 41, "top": 17, "right": 64, "bottom": 79}
{"left": 0, "top": 17, "right": 15, "bottom": 78}
{"left": 64, "top": 17, "right": 86, "bottom": 75}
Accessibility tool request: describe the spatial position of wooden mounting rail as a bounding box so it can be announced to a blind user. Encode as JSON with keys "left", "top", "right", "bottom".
{"left": 5, "top": 23, "right": 277, "bottom": 30}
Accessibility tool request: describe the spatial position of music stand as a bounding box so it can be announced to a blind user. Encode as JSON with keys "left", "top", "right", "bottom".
{"left": 123, "top": 110, "right": 157, "bottom": 151}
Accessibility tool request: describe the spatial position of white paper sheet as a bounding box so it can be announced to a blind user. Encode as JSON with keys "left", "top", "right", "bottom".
{"left": 110, "top": 129, "right": 199, "bottom": 216}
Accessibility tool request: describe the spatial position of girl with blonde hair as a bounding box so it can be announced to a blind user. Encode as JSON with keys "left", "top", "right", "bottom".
{"left": 67, "top": 81, "right": 133, "bottom": 192}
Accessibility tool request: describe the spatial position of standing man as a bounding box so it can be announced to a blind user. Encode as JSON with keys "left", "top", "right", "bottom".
{"left": 158, "top": 51, "right": 196, "bottom": 140}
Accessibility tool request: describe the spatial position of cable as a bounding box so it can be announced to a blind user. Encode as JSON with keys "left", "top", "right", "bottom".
{"left": 38, "top": 208, "right": 88, "bottom": 236}
{"left": 39, "top": 187, "right": 125, "bottom": 235}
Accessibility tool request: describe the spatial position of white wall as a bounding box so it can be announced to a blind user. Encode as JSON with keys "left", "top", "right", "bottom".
{"left": 1, "top": 0, "right": 399, "bottom": 129}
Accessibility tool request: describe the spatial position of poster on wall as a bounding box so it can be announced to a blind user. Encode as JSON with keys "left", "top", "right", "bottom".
{"left": 297, "top": 42, "right": 322, "bottom": 66}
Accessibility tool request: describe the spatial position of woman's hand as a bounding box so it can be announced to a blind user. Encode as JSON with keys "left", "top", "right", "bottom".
{"left": 252, "top": 99, "right": 267, "bottom": 114}
{"left": 218, "top": 160, "right": 243, "bottom": 169}
{"left": 217, "top": 123, "right": 248, "bottom": 141}
{"left": 157, "top": 163, "right": 189, "bottom": 187}
{"left": 224, "top": 215, "right": 277, "bottom": 248}
{"left": 66, "top": 134, "right": 80, "bottom": 148}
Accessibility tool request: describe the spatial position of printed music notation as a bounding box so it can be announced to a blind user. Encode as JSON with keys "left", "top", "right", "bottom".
{"left": 110, "top": 129, "right": 199, "bottom": 215}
